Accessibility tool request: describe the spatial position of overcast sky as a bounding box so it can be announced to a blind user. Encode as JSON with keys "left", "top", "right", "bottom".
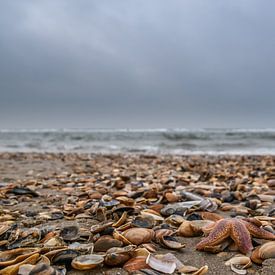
{"left": 0, "top": 0, "right": 275, "bottom": 129}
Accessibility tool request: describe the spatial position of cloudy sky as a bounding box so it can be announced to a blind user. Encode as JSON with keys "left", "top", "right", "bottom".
{"left": 0, "top": 0, "right": 275, "bottom": 129}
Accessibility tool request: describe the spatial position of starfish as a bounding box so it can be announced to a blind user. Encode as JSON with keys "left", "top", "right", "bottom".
{"left": 196, "top": 218, "right": 275, "bottom": 254}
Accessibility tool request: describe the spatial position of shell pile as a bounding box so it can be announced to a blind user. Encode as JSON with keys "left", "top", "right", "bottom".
{"left": 0, "top": 153, "right": 274, "bottom": 274}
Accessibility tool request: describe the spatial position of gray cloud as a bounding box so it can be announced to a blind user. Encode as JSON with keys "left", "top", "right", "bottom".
{"left": 0, "top": 0, "right": 275, "bottom": 128}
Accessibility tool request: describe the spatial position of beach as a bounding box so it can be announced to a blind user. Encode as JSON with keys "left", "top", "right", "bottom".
{"left": 0, "top": 152, "right": 274, "bottom": 274}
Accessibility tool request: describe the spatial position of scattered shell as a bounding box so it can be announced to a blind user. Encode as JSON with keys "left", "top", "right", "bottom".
{"left": 123, "top": 256, "right": 149, "bottom": 272}
{"left": 146, "top": 254, "right": 176, "bottom": 274}
{"left": 71, "top": 254, "right": 104, "bottom": 270}
{"left": 122, "top": 228, "right": 155, "bottom": 245}
{"left": 225, "top": 255, "right": 252, "bottom": 274}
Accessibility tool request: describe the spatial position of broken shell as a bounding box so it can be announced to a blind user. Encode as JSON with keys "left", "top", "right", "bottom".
{"left": 29, "top": 263, "right": 61, "bottom": 275}
{"left": 60, "top": 223, "right": 79, "bottom": 241}
{"left": 178, "top": 220, "right": 214, "bottom": 237}
{"left": 113, "top": 230, "right": 132, "bottom": 245}
{"left": 154, "top": 229, "right": 173, "bottom": 242}
{"left": 71, "top": 254, "right": 104, "bottom": 270}
{"left": 132, "top": 216, "right": 155, "bottom": 229}
{"left": 159, "top": 235, "right": 185, "bottom": 250}
{"left": 90, "top": 221, "right": 113, "bottom": 234}
{"left": 165, "top": 215, "right": 185, "bottom": 227}
{"left": 225, "top": 255, "right": 252, "bottom": 274}
{"left": 122, "top": 228, "right": 155, "bottom": 245}
{"left": 43, "top": 236, "right": 65, "bottom": 247}
{"left": 123, "top": 256, "right": 149, "bottom": 272}
{"left": 104, "top": 245, "right": 135, "bottom": 266}
{"left": 146, "top": 254, "right": 176, "bottom": 274}
{"left": 94, "top": 235, "right": 123, "bottom": 252}
{"left": 112, "top": 211, "right": 127, "bottom": 227}
{"left": 140, "top": 210, "right": 164, "bottom": 222}
{"left": 0, "top": 253, "right": 40, "bottom": 275}
{"left": 0, "top": 248, "right": 40, "bottom": 267}
{"left": 51, "top": 249, "right": 80, "bottom": 266}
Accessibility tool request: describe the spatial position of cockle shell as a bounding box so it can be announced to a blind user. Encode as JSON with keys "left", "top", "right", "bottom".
{"left": 71, "top": 254, "right": 104, "bottom": 270}
{"left": 122, "top": 228, "right": 154, "bottom": 245}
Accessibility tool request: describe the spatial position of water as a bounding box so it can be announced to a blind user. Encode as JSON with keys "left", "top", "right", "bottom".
{"left": 0, "top": 128, "right": 275, "bottom": 154}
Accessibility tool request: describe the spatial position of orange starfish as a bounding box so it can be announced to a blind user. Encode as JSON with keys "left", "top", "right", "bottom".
{"left": 196, "top": 218, "right": 275, "bottom": 254}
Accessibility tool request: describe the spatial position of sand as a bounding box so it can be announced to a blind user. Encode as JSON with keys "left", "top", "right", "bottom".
{"left": 0, "top": 153, "right": 274, "bottom": 275}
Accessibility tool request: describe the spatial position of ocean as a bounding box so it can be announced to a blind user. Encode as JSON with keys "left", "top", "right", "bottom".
{"left": 0, "top": 129, "right": 275, "bottom": 155}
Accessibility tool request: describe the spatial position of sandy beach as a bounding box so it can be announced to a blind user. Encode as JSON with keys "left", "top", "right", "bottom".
{"left": 0, "top": 153, "right": 275, "bottom": 275}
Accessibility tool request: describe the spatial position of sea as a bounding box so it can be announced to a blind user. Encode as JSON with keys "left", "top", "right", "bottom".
{"left": 0, "top": 129, "right": 275, "bottom": 155}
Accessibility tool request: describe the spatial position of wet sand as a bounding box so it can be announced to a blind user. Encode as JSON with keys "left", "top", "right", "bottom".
{"left": 0, "top": 153, "right": 274, "bottom": 275}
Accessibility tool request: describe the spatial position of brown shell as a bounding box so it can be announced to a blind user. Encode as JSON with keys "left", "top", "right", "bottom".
{"left": 123, "top": 256, "right": 149, "bottom": 272}
{"left": 94, "top": 235, "right": 123, "bottom": 252}
{"left": 122, "top": 228, "right": 155, "bottom": 245}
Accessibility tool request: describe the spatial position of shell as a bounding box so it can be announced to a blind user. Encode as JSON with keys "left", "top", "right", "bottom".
{"left": 104, "top": 245, "right": 135, "bottom": 266}
{"left": 60, "top": 223, "right": 79, "bottom": 241}
{"left": 28, "top": 263, "right": 60, "bottom": 275}
{"left": 0, "top": 248, "right": 40, "bottom": 267}
{"left": 122, "top": 228, "right": 155, "bottom": 245}
{"left": 71, "top": 254, "right": 104, "bottom": 270}
{"left": 159, "top": 235, "right": 185, "bottom": 250}
{"left": 0, "top": 253, "right": 40, "bottom": 275}
{"left": 225, "top": 255, "right": 252, "bottom": 274}
{"left": 132, "top": 216, "right": 155, "bottom": 229}
{"left": 123, "top": 256, "right": 149, "bottom": 272}
{"left": 112, "top": 212, "right": 128, "bottom": 227}
{"left": 178, "top": 220, "right": 213, "bottom": 237}
{"left": 94, "top": 235, "right": 123, "bottom": 252}
{"left": 51, "top": 249, "right": 80, "bottom": 266}
{"left": 251, "top": 241, "right": 275, "bottom": 264}
{"left": 146, "top": 254, "right": 176, "bottom": 274}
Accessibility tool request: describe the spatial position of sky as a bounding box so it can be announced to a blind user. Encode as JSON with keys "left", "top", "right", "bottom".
{"left": 0, "top": 0, "right": 275, "bottom": 129}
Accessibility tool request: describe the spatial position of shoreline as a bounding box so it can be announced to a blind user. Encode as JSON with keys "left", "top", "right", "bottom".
{"left": 0, "top": 153, "right": 274, "bottom": 274}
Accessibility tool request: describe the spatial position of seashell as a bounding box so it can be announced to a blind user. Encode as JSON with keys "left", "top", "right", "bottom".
{"left": 113, "top": 230, "right": 132, "bottom": 245}
{"left": 165, "top": 215, "right": 185, "bottom": 227}
{"left": 28, "top": 263, "right": 61, "bottom": 275}
{"left": 112, "top": 211, "right": 127, "bottom": 227}
{"left": 94, "top": 235, "right": 123, "bottom": 252}
{"left": 18, "top": 264, "right": 35, "bottom": 275}
{"left": 258, "top": 195, "right": 274, "bottom": 203}
{"left": 132, "top": 216, "right": 155, "bottom": 228}
{"left": 0, "top": 248, "right": 40, "bottom": 267}
{"left": 158, "top": 235, "right": 185, "bottom": 250}
{"left": 90, "top": 221, "right": 113, "bottom": 234}
{"left": 44, "top": 248, "right": 68, "bottom": 262}
{"left": 140, "top": 243, "right": 157, "bottom": 253}
{"left": 122, "top": 228, "right": 155, "bottom": 245}
{"left": 71, "top": 254, "right": 104, "bottom": 270}
{"left": 115, "top": 196, "right": 135, "bottom": 206}
{"left": 140, "top": 210, "right": 164, "bottom": 222}
{"left": 51, "top": 249, "right": 80, "bottom": 266}
{"left": 225, "top": 255, "right": 252, "bottom": 274}
{"left": 154, "top": 229, "right": 173, "bottom": 242}
{"left": 161, "top": 201, "right": 201, "bottom": 216}
{"left": 104, "top": 245, "right": 135, "bottom": 266}
{"left": 36, "top": 255, "right": 51, "bottom": 265}
{"left": 43, "top": 236, "right": 65, "bottom": 247}
{"left": 123, "top": 256, "right": 149, "bottom": 272}
{"left": 165, "top": 192, "right": 180, "bottom": 203}
{"left": 178, "top": 220, "right": 214, "bottom": 237}
{"left": 192, "top": 265, "right": 209, "bottom": 275}
{"left": 68, "top": 242, "right": 94, "bottom": 254}
{"left": 251, "top": 241, "right": 275, "bottom": 264}
{"left": 60, "top": 223, "right": 79, "bottom": 241}
{"left": 199, "top": 211, "right": 223, "bottom": 222}
{"left": 133, "top": 247, "right": 151, "bottom": 257}
{"left": 0, "top": 253, "right": 40, "bottom": 275}
{"left": 0, "top": 224, "right": 12, "bottom": 237}
{"left": 146, "top": 254, "right": 176, "bottom": 274}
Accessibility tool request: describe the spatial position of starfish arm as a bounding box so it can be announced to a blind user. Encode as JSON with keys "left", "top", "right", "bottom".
{"left": 244, "top": 221, "right": 275, "bottom": 240}
{"left": 231, "top": 220, "right": 253, "bottom": 254}
{"left": 196, "top": 220, "right": 230, "bottom": 250}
